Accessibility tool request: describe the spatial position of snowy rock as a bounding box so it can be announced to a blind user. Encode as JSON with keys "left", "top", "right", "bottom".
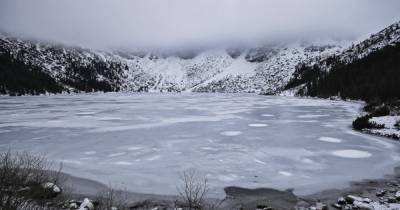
{"left": 79, "top": 198, "right": 94, "bottom": 210}
{"left": 337, "top": 197, "right": 346, "bottom": 205}
{"left": 376, "top": 190, "right": 387, "bottom": 197}
{"left": 395, "top": 191, "right": 400, "bottom": 200}
{"left": 363, "top": 198, "right": 372, "bottom": 203}
{"left": 353, "top": 201, "right": 373, "bottom": 210}
{"left": 42, "top": 182, "right": 61, "bottom": 194}
{"left": 331, "top": 203, "right": 342, "bottom": 209}
{"left": 387, "top": 196, "right": 397, "bottom": 203}
{"left": 345, "top": 195, "right": 363, "bottom": 204}
{"left": 315, "top": 201, "right": 328, "bottom": 210}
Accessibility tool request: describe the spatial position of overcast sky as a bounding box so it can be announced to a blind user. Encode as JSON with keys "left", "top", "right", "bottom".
{"left": 1, "top": 0, "right": 400, "bottom": 50}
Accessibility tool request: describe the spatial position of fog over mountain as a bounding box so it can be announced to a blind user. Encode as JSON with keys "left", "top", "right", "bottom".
{"left": 1, "top": 0, "right": 400, "bottom": 50}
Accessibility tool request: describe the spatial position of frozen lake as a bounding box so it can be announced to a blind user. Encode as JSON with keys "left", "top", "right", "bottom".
{"left": 0, "top": 93, "right": 399, "bottom": 196}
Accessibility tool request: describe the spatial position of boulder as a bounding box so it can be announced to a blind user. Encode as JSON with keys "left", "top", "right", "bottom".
{"left": 363, "top": 198, "right": 372, "bottom": 203}
{"left": 353, "top": 201, "right": 373, "bottom": 210}
{"left": 387, "top": 196, "right": 397, "bottom": 203}
{"left": 345, "top": 195, "right": 363, "bottom": 204}
{"left": 376, "top": 190, "right": 387, "bottom": 197}
{"left": 331, "top": 203, "right": 342, "bottom": 209}
{"left": 395, "top": 191, "right": 400, "bottom": 200}
{"left": 79, "top": 198, "right": 94, "bottom": 210}
{"left": 338, "top": 197, "right": 346, "bottom": 205}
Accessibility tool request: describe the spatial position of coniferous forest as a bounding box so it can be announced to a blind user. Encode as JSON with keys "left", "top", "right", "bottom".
{"left": 286, "top": 43, "right": 400, "bottom": 102}
{"left": 0, "top": 51, "right": 64, "bottom": 96}
{"left": 0, "top": 44, "right": 125, "bottom": 96}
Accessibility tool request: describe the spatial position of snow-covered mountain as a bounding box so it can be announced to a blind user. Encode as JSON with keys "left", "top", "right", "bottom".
{"left": 284, "top": 20, "right": 400, "bottom": 99}
{"left": 0, "top": 33, "right": 346, "bottom": 95}
{"left": 296, "top": 21, "right": 400, "bottom": 74}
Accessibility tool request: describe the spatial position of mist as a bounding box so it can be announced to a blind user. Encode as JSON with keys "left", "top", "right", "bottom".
{"left": 1, "top": 0, "right": 400, "bottom": 50}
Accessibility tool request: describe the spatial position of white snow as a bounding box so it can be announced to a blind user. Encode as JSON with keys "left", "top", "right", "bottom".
{"left": 79, "top": 198, "right": 94, "bottom": 210}
{"left": 220, "top": 131, "right": 243, "bottom": 136}
{"left": 331, "top": 150, "right": 372, "bottom": 158}
{"left": 261, "top": 114, "right": 274, "bottom": 117}
{"left": 297, "top": 114, "right": 329, "bottom": 119}
{"left": 278, "top": 171, "right": 293, "bottom": 176}
{"left": 42, "top": 182, "right": 61, "bottom": 193}
{"left": 0, "top": 34, "right": 348, "bottom": 94}
{"left": 248, "top": 123, "right": 268, "bottom": 127}
{"left": 318, "top": 137, "right": 342, "bottom": 143}
{"left": 114, "top": 161, "right": 133, "bottom": 166}
{"left": 108, "top": 152, "right": 126, "bottom": 157}
{"left": 368, "top": 115, "right": 400, "bottom": 138}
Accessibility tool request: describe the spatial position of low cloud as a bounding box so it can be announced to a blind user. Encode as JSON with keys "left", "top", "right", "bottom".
{"left": 1, "top": 0, "right": 400, "bottom": 49}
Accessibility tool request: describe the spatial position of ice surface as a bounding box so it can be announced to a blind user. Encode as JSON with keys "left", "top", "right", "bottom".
{"left": 0, "top": 93, "right": 399, "bottom": 197}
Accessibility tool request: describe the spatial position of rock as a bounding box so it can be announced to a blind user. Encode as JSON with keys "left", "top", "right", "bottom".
{"left": 395, "top": 191, "right": 400, "bottom": 200}
{"left": 256, "top": 205, "right": 273, "bottom": 210}
{"left": 363, "top": 198, "right": 372, "bottom": 203}
{"left": 79, "top": 198, "right": 94, "bottom": 210}
{"left": 331, "top": 203, "right": 342, "bottom": 209}
{"left": 353, "top": 201, "right": 373, "bottom": 210}
{"left": 40, "top": 182, "right": 62, "bottom": 198}
{"left": 315, "top": 201, "right": 328, "bottom": 210}
{"left": 387, "top": 182, "right": 398, "bottom": 187}
{"left": 42, "top": 182, "right": 61, "bottom": 193}
{"left": 17, "top": 186, "right": 31, "bottom": 192}
{"left": 70, "top": 202, "right": 79, "bottom": 209}
{"left": 345, "top": 195, "right": 363, "bottom": 204}
{"left": 338, "top": 197, "right": 346, "bottom": 205}
{"left": 387, "top": 196, "right": 397, "bottom": 203}
{"left": 376, "top": 190, "right": 387, "bottom": 197}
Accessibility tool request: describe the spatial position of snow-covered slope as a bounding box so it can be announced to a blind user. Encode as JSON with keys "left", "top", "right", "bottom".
{"left": 300, "top": 21, "right": 400, "bottom": 73}
{"left": 192, "top": 44, "right": 343, "bottom": 93}
{"left": 0, "top": 33, "right": 346, "bottom": 95}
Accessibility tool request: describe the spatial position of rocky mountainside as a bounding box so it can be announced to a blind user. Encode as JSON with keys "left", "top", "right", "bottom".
{"left": 286, "top": 22, "right": 400, "bottom": 100}
{"left": 0, "top": 33, "right": 345, "bottom": 95}
{"left": 285, "top": 20, "right": 400, "bottom": 94}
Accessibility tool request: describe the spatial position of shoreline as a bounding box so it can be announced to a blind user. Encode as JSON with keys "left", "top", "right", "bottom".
{"left": 61, "top": 165, "right": 400, "bottom": 209}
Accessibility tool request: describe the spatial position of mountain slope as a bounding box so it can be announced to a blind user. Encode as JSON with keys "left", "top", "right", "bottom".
{"left": 285, "top": 20, "right": 400, "bottom": 100}
{"left": 0, "top": 33, "right": 345, "bottom": 95}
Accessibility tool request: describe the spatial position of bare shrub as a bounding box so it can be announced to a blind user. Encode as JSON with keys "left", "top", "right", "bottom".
{"left": 95, "top": 184, "right": 130, "bottom": 210}
{"left": 0, "top": 150, "right": 64, "bottom": 209}
{"left": 176, "top": 169, "right": 210, "bottom": 210}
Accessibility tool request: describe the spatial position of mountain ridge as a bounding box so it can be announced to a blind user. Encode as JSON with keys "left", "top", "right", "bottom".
{"left": 284, "top": 20, "right": 400, "bottom": 101}
{"left": 0, "top": 35, "right": 346, "bottom": 95}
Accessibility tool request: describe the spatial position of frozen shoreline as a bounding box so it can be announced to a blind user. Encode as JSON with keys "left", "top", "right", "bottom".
{"left": 61, "top": 165, "right": 400, "bottom": 209}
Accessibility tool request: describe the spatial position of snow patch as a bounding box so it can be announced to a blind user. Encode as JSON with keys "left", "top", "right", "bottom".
{"left": 114, "top": 161, "right": 133, "bottom": 166}
{"left": 331, "top": 150, "right": 372, "bottom": 158}
{"left": 278, "top": 171, "right": 293, "bottom": 176}
{"left": 296, "top": 114, "right": 329, "bottom": 119}
{"left": 261, "top": 114, "right": 274, "bottom": 117}
{"left": 108, "top": 152, "right": 126, "bottom": 157}
{"left": 220, "top": 131, "right": 243, "bottom": 136}
{"left": 217, "top": 174, "right": 241, "bottom": 182}
{"left": 318, "top": 137, "right": 343, "bottom": 143}
{"left": 248, "top": 123, "right": 268, "bottom": 127}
